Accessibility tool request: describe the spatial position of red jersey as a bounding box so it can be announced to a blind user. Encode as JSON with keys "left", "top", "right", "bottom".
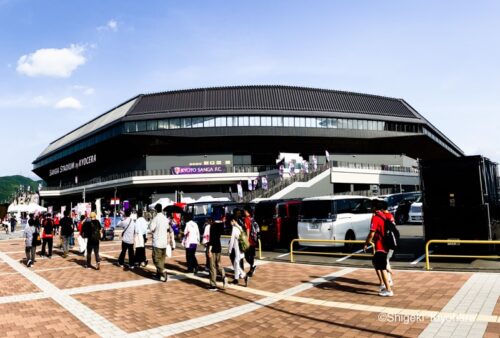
{"left": 244, "top": 216, "right": 256, "bottom": 247}
{"left": 104, "top": 218, "right": 111, "bottom": 229}
{"left": 370, "top": 211, "right": 394, "bottom": 253}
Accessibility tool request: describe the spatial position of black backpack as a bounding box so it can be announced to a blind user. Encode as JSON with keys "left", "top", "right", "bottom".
{"left": 32, "top": 228, "right": 41, "bottom": 246}
{"left": 376, "top": 214, "right": 400, "bottom": 250}
{"left": 250, "top": 218, "right": 260, "bottom": 243}
{"left": 90, "top": 221, "right": 101, "bottom": 242}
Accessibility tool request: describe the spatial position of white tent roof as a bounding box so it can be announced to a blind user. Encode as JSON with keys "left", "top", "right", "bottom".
{"left": 7, "top": 203, "right": 29, "bottom": 213}
{"left": 149, "top": 197, "right": 197, "bottom": 209}
{"left": 27, "top": 203, "right": 47, "bottom": 213}
{"left": 149, "top": 198, "right": 172, "bottom": 209}
{"left": 196, "top": 196, "right": 231, "bottom": 203}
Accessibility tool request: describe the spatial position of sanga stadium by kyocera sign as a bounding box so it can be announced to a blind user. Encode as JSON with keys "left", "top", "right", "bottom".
{"left": 49, "top": 154, "right": 97, "bottom": 177}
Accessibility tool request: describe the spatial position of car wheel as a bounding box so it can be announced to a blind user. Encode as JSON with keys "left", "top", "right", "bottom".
{"left": 344, "top": 231, "right": 356, "bottom": 252}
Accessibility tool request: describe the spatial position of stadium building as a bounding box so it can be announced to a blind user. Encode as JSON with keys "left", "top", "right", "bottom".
{"left": 33, "top": 85, "right": 463, "bottom": 209}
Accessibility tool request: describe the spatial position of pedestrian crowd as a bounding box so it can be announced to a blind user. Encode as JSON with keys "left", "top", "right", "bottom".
{"left": 21, "top": 199, "right": 397, "bottom": 297}
{"left": 21, "top": 204, "right": 261, "bottom": 291}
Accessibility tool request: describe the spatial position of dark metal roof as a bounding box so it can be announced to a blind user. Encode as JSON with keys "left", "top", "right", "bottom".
{"left": 128, "top": 85, "right": 418, "bottom": 119}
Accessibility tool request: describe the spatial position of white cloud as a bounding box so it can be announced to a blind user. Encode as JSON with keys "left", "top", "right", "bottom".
{"left": 83, "top": 87, "right": 95, "bottom": 95}
{"left": 0, "top": 95, "right": 50, "bottom": 108}
{"left": 98, "top": 19, "right": 119, "bottom": 32}
{"left": 108, "top": 20, "right": 118, "bottom": 31}
{"left": 16, "top": 44, "right": 86, "bottom": 78}
{"left": 55, "top": 97, "right": 82, "bottom": 110}
{"left": 73, "top": 85, "right": 95, "bottom": 95}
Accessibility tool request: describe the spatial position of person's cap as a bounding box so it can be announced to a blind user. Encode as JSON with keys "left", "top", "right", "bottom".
{"left": 90, "top": 212, "right": 97, "bottom": 219}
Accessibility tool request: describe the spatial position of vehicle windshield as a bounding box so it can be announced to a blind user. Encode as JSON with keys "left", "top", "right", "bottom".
{"left": 300, "top": 200, "right": 334, "bottom": 219}
{"left": 254, "top": 203, "right": 276, "bottom": 221}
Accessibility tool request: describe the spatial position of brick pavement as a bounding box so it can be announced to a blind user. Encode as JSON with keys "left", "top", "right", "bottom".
{"left": 0, "top": 237, "right": 498, "bottom": 337}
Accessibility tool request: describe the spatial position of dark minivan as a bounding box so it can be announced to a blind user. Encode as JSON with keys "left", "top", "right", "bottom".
{"left": 254, "top": 199, "right": 302, "bottom": 249}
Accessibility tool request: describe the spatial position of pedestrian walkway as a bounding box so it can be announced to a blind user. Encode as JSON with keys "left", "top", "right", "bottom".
{"left": 0, "top": 238, "right": 498, "bottom": 337}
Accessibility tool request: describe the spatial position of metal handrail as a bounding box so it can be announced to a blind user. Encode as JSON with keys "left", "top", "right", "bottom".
{"left": 289, "top": 238, "right": 375, "bottom": 263}
{"left": 425, "top": 239, "right": 500, "bottom": 270}
{"left": 221, "top": 235, "right": 262, "bottom": 259}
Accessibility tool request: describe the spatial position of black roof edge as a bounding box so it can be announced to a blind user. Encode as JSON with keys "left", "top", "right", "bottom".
{"left": 139, "top": 85, "right": 404, "bottom": 103}
{"left": 47, "top": 95, "right": 142, "bottom": 146}
{"left": 32, "top": 95, "right": 142, "bottom": 165}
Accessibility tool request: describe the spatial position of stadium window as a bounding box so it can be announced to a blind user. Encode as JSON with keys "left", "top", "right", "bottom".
{"left": 158, "top": 120, "right": 169, "bottom": 129}
{"left": 192, "top": 117, "right": 204, "bottom": 128}
{"left": 328, "top": 118, "right": 337, "bottom": 128}
{"left": 204, "top": 117, "right": 215, "bottom": 127}
{"left": 238, "top": 116, "right": 249, "bottom": 126}
{"left": 347, "top": 119, "right": 353, "bottom": 129}
{"left": 249, "top": 116, "right": 260, "bottom": 126}
{"left": 305, "top": 117, "right": 314, "bottom": 127}
{"left": 170, "top": 118, "right": 181, "bottom": 129}
{"left": 215, "top": 116, "right": 227, "bottom": 127}
{"left": 137, "top": 121, "right": 147, "bottom": 132}
{"left": 125, "top": 122, "right": 136, "bottom": 133}
{"left": 227, "top": 116, "right": 237, "bottom": 127}
{"left": 317, "top": 118, "right": 328, "bottom": 128}
{"left": 295, "top": 117, "right": 306, "bottom": 127}
{"left": 261, "top": 116, "right": 272, "bottom": 126}
{"left": 180, "top": 118, "right": 192, "bottom": 128}
{"left": 378, "top": 121, "right": 384, "bottom": 131}
{"left": 147, "top": 120, "right": 158, "bottom": 131}
{"left": 284, "top": 117, "right": 294, "bottom": 127}
{"left": 272, "top": 116, "right": 283, "bottom": 127}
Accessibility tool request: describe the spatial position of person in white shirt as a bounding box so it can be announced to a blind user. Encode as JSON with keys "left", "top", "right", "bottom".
{"left": 228, "top": 214, "right": 246, "bottom": 284}
{"left": 182, "top": 213, "right": 200, "bottom": 273}
{"left": 117, "top": 209, "right": 136, "bottom": 269}
{"left": 149, "top": 204, "right": 170, "bottom": 282}
{"left": 134, "top": 209, "right": 149, "bottom": 267}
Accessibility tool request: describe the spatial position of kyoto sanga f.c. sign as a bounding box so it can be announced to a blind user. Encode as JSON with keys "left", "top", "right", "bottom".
{"left": 171, "top": 165, "right": 227, "bottom": 175}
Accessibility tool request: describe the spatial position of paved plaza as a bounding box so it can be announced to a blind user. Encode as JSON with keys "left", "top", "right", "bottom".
{"left": 0, "top": 238, "right": 498, "bottom": 338}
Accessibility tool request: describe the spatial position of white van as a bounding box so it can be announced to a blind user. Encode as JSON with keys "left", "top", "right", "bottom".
{"left": 297, "top": 195, "right": 373, "bottom": 249}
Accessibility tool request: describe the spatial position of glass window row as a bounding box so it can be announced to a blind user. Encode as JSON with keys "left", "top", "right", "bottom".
{"left": 124, "top": 115, "right": 423, "bottom": 134}
{"left": 34, "top": 116, "right": 427, "bottom": 169}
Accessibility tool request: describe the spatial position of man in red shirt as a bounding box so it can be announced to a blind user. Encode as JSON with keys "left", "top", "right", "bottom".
{"left": 243, "top": 207, "right": 258, "bottom": 286}
{"left": 364, "top": 199, "right": 394, "bottom": 297}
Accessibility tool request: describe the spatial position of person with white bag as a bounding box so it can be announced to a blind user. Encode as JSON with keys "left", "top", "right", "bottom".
{"left": 77, "top": 215, "right": 87, "bottom": 256}
{"left": 166, "top": 213, "right": 176, "bottom": 258}
{"left": 134, "top": 210, "right": 149, "bottom": 267}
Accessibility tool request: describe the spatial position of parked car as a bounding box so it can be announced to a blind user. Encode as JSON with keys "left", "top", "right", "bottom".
{"left": 408, "top": 198, "right": 423, "bottom": 224}
{"left": 297, "top": 195, "right": 372, "bottom": 251}
{"left": 381, "top": 192, "right": 421, "bottom": 218}
{"left": 254, "top": 199, "right": 302, "bottom": 249}
{"left": 222, "top": 202, "right": 256, "bottom": 235}
{"left": 184, "top": 201, "right": 227, "bottom": 234}
{"left": 394, "top": 193, "right": 422, "bottom": 224}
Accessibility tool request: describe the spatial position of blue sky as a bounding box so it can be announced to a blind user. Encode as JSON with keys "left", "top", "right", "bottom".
{"left": 1, "top": 0, "right": 499, "bottom": 178}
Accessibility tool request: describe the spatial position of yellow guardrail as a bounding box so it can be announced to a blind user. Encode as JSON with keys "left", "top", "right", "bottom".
{"left": 290, "top": 239, "right": 374, "bottom": 263}
{"left": 221, "top": 235, "right": 262, "bottom": 259}
{"left": 425, "top": 239, "right": 500, "bottom": 270}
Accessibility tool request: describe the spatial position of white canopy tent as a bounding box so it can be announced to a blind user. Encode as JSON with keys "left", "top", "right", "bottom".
{"left": 7, "top": 203, "right": 47, "bottom": 214}
{"left": 27, "top": 203, "right": 47, "bottom": 213}
{"left": 149, "top": 198, "right": 172, "bottom": 209}
{"left": 7, "top": 203, "right": 29, "bottom": 213}
{"left": 195, "top": 196, "right": 231, "bottom": 203}
{"left": 149, "top": 197, "right": 197, "bottom": 209}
